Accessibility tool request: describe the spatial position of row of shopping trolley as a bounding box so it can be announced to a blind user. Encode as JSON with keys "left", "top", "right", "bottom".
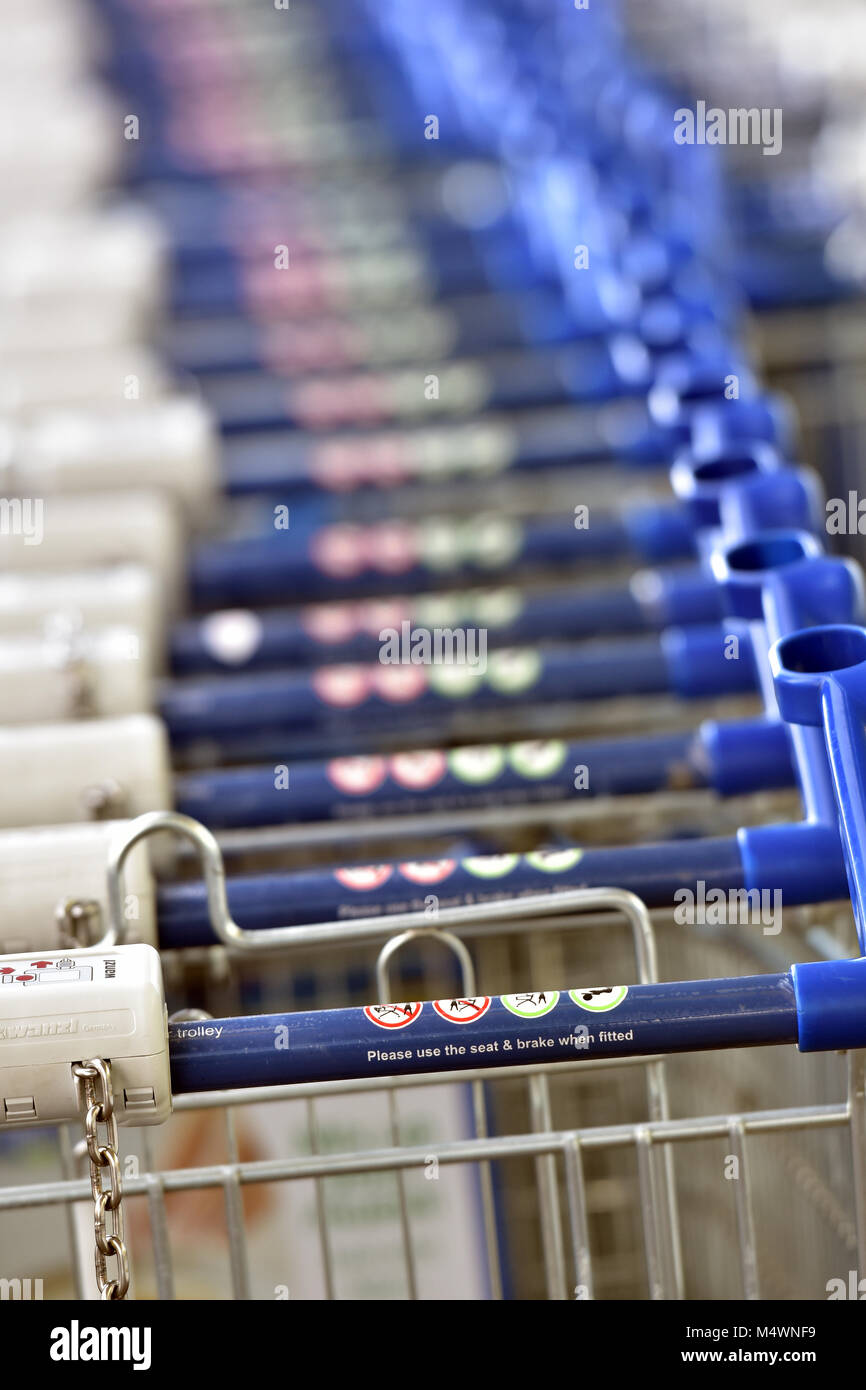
{"left": 4, "top": 0, "right": 866, "bottom": 1301}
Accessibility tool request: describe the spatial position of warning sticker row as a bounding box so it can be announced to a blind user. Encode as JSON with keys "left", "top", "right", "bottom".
{"left": 364, "top": 987, "right": 629, "bottom": 1029}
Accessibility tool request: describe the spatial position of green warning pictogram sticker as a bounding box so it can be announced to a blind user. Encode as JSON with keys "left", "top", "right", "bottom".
{"left": 525, "top": 848, "right": 583, "bottom": 873}
{"left": 461, "top": 853, "right": 520, "bottom": 879}
{"left": 501, "top": 991, "right": 560, "bottom": 1018}
{"left": 568, "top": 985, "right": 629, "bottom": 1012}
{"left": 507, "top": 740, "right": 567, "bottom": 780}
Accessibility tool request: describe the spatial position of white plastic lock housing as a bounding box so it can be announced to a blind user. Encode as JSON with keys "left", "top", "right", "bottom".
{"left": 0, "top": 821, "right": 158, "bottom": 954}
{"left": 0, "top": 944, "right": 171, "bottom": 1127}
{"left": 0, "top": 207, "right": 166, "bottom": 316}
{"left": 0, "top": 490, "right": 185, "bottom": 615}
{"left": 0, "top": 627, "right": 151, "bottom": 723}
{"left": 0, "top": 345, "right": 167, "bottom": 415}
{"left": 0, "top": 714, "right": 173, "bottom": 828}
{"left": 4, "top": 395, "right": 220, "bottom": 513}
{"left": 0, "top": 565, "right": 163, "bottom": 664}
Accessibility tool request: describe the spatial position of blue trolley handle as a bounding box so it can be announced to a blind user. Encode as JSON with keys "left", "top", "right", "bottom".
{"left": 168, "top": 959, "right": 866, "bottom": 1094}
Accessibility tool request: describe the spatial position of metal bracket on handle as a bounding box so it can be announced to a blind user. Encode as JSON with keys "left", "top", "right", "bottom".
{"left": 105, "top": 810, "right": 666, "bottom": 962}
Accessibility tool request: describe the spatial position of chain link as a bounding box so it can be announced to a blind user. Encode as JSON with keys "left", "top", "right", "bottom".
{"left": 73, "top": 1059, "right": 130, "bottom": 1300}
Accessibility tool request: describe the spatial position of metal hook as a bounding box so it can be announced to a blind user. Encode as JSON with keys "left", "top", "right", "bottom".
{"left": 376, "top": 929, "right": 477, "bottom": 1004}
{"left": 106, "top": 813, "right": 664, "bottom": 978}
{"left": 105, "top": 810, "right": 233, "bottom": 950}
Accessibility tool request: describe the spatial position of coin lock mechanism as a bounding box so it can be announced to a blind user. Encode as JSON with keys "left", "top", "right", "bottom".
{"left": 0, "top": 944, "right": 171, "bottom": 1126}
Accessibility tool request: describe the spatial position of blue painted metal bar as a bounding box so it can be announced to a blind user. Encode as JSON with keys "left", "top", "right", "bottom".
{"left": 159, "top": 624, "right": 756, "bottom": 747}
{"left": 173, "top": 730, "right": 701, "bottom": 829}
{"left": 162, "top": 286, "right": 639, "bottom": 378}
{"left": 172, "top": 721, "right": 795, "bottom": 830}
{"left": 215, "top": 401, "right": 668, "bottom": 501}
{"left": 168, "top": 971, "right": 799, "bottom": 1092}
{"left": 169, "top": 568, "right": 722, "bottom": 677}
{"left": 199, "top": 340, "right": 657, "bottom": 436}
{"left": 156, "top": 837, "right": 753, "bottom": 947}
{"left": 187, "top": 506, "right": 696, "bottom": 608}
{"left": 168, "top": 958, "right": 866, "bottom": 1094}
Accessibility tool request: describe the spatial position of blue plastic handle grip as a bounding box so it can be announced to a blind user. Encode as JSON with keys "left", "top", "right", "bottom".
{"left": 156, "top": 799, "right": 852, "bottom": 945}
{"left": 162, "top": 288, "right": 585, "bottom": 378}
{"left": 171, "top": 720, "right": 796, "bottom": 830}
{"left": 169, "top": 568, "right": 721, "bottom": 676}
{"left": 166, "top": 953, "right": 866, "bottom": 1089}
{"left": 198, "top": 340, "right": 652, "bottom": 435}
{"left": 187, "top": 508, "right": 695, "bottom": 607}
{"left": 168, "top": 970, "right": 798, "bottom": 1093}
{"left": 173, "top": 730, "right": 700, "bottom": 829}
{"left": 159, "top": 627, "right": 753, "bottom": 747}
{"left": 156, "top": 837, "right": 747, "bottom": 945}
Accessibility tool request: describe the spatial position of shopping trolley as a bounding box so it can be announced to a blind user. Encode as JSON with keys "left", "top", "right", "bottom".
{"left": 7, "top": 540, "right": 866, "bottom": 1304}
{"left": 5, "top": 0, "right": 866, "bottom": 1312}
{"left": 0, "top": 827, "right": 865, "bottom": 1302}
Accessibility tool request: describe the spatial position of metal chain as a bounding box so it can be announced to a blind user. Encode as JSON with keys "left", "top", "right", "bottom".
{"left": 73, "top": 1059, "right": 130, "bottom": 1301}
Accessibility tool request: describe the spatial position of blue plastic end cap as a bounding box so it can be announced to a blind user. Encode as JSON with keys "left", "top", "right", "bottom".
{"left": 662, "top": 622, "right": 755, "bottom": 698}
{"left": 623, "top": 504, "right": 695, "bottom": 563}
{"left": 606, "top": 332, "right": 653, "bottom": 391}
{"left": 770, "top": 624, "right": 866, "bottom": 727}
{"left": 718, "top": 467, "right": 821, "bottom": 537}
{"left": 638, "top": 295, "right": 686, "bottom": 350}
{"left": 710, "top": 529, "right": 820, "bottom": 620}
{"left": 700, "top": 717, "right": 793, "bottom": 797}
{"left": 737, "top": 821, "right": 848, "bottom": 907}
{"left": 620, "top": 232, "right": 672, "bottom": 292}
{"left": 596, "top": 268, "right": 643, "bottom": 329}
{"left": 647, "top": 350, "right": 759, "bottom": 438}
{"left": 669, "top": 441, "right": 778, "bottom": 528}
{"left": 793, "top": 957, "right": 866, "bottom": 1053}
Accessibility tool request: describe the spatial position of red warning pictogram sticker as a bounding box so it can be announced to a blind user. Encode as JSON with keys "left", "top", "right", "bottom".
{"left": 432, "top": 997, "right": 491, "bottom": 1024}
{"left": 398, "top": 858, "right": 456, "bottom": 885}
{"left": 327, "top": 755, "right": 388, "bottom": 796}
{"left": 364, "top": 1002, "right": 423, "bottom": 1029}
{"left": 334, "top": 864, "right": 394, "bottom": 891}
